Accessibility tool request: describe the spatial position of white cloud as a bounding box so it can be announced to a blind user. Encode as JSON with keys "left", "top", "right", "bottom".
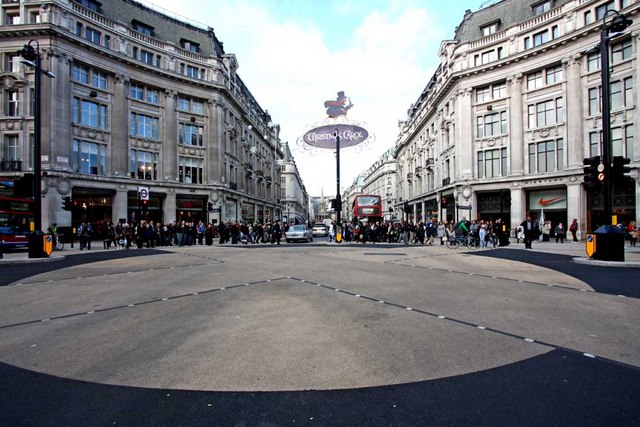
{"left": 146, "top": 0, "right": 445, "bottom": 195}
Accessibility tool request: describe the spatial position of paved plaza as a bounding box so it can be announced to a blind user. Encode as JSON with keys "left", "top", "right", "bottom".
{"left": 1, "top": 240, "right": 639, "bottom": 425}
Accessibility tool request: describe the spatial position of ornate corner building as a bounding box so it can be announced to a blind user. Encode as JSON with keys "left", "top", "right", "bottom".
{"left": 0, "top": 0, "right": 284, "bottom": 230}
{"left": 395, "top": 0, "right": 639, "bottom": 234}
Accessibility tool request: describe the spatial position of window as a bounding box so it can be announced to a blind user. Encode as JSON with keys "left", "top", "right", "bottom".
{"left": 527, "top": 71, "right": 543, "bottom": 90}
{"left": 76, "top": 0, "right": 101, "bottom": 12}
{"left": 589, "top": 131, "right": 601, "bottom": 157}
{"left": 481, "top": 22, "right": 499, "bottom": 37}
{"left": 72, "top": 64, "right": 90, "bottom": 84}
{"left": 612, "top": 39, "right": 632, "bottom": 63}
{"left": 476, "top": 87, "right": 490, "bottom": 103}
{"left": 492, "top": 82, "right": 507, "bottom": 99}
{"left": 584, "top": 10, "right": 594, "bottom": 25}
{"left": 140, "top": 49, "right": 154, "bottom": 65}
{"left": 477, "top": 148, "right": 507, "bottom": 178}
{"left": 179, "top": 156, "right": 203, "bottom": 184}
{"left": 132, "top": 20, "right": 153, "bottom": 36}
{"left": 5, "top": 90, "right": 19, "bottom": 116}
{"left": 179, "top": 123, "right": 204, "bottom": 146}
{"left": 177, "top": 95, "right": 205, "bottom": 113}
{"left": 72, "top": 139, "right": 106, "bottom": 175}
{"left": 609, "top": 125, "right": 635, "bottom": 158}
{"left": 475, "top": 82, "right": 505, "bottom": 103}
{"left": 72, "top": 64, "right": 107, "bottom": 89}
{"left": 129, "top": 150, "right": 158, "bottom": 180}
{"left": 29, "top": 10, "right": 41, "bottom": 24}
{"left": 476, "top": 111, "right": 508, "bottom": 138}
{"left": 533, "top": 30, "right": 549, "bottom": 47}
{"left": 186, "top": 65, "right": 199, "bottom": 78}
{"left": 527, "top": 98, "right": 564, "bottom": 128}
{"left": 596, "top": 1, "right": 615, "bottom": 20}
{"left": 130, "top": 113, "right": 159, "bottom": 140}
{"left": 180, "top": 39, "right": 200, "bottom": 52}
{"left": 589, "top": 77, "right": 633, "bottom": 114}
{"left": 533, "top": 1, "right": 551, "bottom": 15}
{"left": 72, "top": 98, "right": 107, "bottom": 129}
{"left": 129, "top": 83, "right": 159, "bottom": 104}
{"left": 4, "top": 54, "right": 20, "bottom": 73}
{"left": 2, "top": 135, "right": 19, "bottom": 161}
{"left": 130, "top": 84, "right": 143, "bottom": 101}
{"left": 4, "top": 10, "right": 20, "bottom": 26}
{"left": 92, "top": 71, "right": 107, "bottom": 89}
{"left": 546, "top": 65, "right": 563, "bottom": 84}
{"left": 528, "top": 139, "right": 563, "bottom": 173}
{"left": 85, "top": 27, "right": 101, "bottom": 44}
{"left": 587, "top": 51, "right": 600, "bottom": 72}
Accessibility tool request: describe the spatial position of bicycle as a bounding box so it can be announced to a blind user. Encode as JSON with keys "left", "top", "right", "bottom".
{"left": 446, "top": 233, "right": 480, "bottom": 250}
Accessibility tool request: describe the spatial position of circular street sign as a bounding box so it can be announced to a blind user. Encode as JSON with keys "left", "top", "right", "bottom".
{"left": 139, "top": 188, "right": 149, "bottom": 200}
{"left": 597, "top": 164, "right": 605, "bottom": 172}
{"left": 598, "top": 173, "right": 605, "bottom": 182}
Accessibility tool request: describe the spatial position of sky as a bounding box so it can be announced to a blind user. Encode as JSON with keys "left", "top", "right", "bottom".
{"left": 145, "top": 0, "right": 488, "bottom": 196}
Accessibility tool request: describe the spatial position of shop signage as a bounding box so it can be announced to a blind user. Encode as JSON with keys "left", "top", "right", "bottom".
{"left": 529, "top": 189, "right": 567, "bottom": 210}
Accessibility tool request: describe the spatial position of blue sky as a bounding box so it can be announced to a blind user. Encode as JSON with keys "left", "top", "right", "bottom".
{"left": 147, "top": 0, "right": 487, "bottom": 196}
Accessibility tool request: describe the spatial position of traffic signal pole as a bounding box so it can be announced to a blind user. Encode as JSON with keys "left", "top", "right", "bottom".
{"left": 600, "top": 27, "right": 613, "bottom": 224}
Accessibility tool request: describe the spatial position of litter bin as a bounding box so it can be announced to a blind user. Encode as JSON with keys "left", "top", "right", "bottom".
{"left": 28, "top": 230, "right": 49, "bottom": 258}
{"left": 592, "top": 225, "right": 625, "bottom": 262}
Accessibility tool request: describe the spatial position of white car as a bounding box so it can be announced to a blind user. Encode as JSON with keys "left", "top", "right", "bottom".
{"left": 312, "top": 223, "right": 329, "bottom": 237}
{"left": 285, "top": 225, "right": 314, "bottom": 243}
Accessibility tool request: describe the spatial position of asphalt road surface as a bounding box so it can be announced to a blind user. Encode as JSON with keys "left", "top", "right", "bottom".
{"left": 1, "top": 243, "right": 638, "bottom": 426}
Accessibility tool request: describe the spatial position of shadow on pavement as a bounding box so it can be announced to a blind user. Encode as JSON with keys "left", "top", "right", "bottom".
{"left": 0, "top": 249, "right": 169, "bottom": 287}
{"left": 0, "top": 349, "right": 638, "bottom": 426}
{"left": 472, "top": 249, "right": 640, "bottom": 298}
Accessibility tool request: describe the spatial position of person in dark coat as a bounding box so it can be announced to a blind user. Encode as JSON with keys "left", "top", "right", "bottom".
{"left": 520, "top": 216, "right": 540, "bottom": 249}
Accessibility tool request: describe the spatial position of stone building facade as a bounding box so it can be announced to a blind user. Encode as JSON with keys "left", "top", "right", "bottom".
{"left": 280, "top": 142, "right": 310, "bottom": 224}
{"left": 394, "top": 0, "right": 639, "bottom": 235}
{"left": 0, "top": 0, "right": 283, "bottom": 232}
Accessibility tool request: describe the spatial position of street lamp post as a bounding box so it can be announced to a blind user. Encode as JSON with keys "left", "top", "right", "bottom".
{"left": 18, "top": 40, "right": 55, "bottom": 258}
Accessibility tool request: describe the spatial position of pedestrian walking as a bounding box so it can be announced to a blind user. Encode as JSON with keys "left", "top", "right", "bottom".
{"left": 520, "top": 216, "right": 539, "bottom": 249}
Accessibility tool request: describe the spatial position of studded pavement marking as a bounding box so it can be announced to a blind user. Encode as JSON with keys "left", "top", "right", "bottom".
{"left": 0, "top": 270, "right": 640, "bottom": 370}
{"left": 0, "top": 277, "right": 286, "bottom": 330}
{"left": 287, "top": 277, "right": 639, "bottom": 371}
{"left": 382, "top": 254, "right": 604, "bottom": 296}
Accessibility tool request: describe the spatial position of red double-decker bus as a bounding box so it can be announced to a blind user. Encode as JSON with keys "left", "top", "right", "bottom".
{"left": 352, "top": 194, "right": 383, "bottom": 223}
{"left": 0, "top": 179, "right": 33, "bottom": 249}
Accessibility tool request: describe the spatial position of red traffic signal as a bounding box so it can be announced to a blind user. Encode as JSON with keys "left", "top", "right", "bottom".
{"left": 612, "top": 156, "right": 632, "bottom": 188}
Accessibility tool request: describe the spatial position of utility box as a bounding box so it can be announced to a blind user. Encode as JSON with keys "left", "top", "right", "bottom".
{"left": 591, "top": 225, "right": 625, "bottom": 262}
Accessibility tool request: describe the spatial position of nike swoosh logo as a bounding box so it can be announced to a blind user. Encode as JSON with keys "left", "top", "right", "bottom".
{"left": 539, "top": 197, "right": 564, "bottom": 206}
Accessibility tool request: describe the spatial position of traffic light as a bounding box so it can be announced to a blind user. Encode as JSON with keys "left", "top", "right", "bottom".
{"left": 441, "top": 197, "right": 447, "bottom": 207}
{"left": 62, "top": 196, "right": 72, "bottom": 211}
{"left": 612, "top": 156, "right": 632, "bottom": 189}
{"left": 207, "top": 202, "right": 214, "bottom": 212}
{"left": 583, "top": 156, "right": 602, "bottom": 188}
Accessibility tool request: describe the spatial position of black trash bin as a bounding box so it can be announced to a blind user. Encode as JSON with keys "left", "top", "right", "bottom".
{"left": 593, "top": 225, "right": 625, "bottom": 262}
{"left": 28, "top": 230, "right": 48, "bottom": 258}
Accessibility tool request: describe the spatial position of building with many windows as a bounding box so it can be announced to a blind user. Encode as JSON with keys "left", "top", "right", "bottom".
{"left": 0, "top": 0, "right": 284, "bottom": 232}
{"left": 394, "top": 0, "right": 639, "bottom": 234}
{"left": 280, "top": 142, "right": 310, "bottom": 224}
